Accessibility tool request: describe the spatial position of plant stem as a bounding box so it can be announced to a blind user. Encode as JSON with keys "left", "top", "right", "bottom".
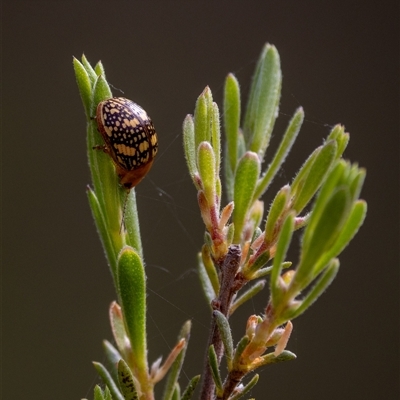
{"left": 200, "top": 245, "right": 241, "bottom": 400}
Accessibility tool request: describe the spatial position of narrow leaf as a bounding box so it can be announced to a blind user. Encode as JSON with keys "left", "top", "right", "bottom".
{"left": 197, "top": 252, "right": 216, "bottom": 306}
{"left": 264, "top": 185, "right": 290, "bottom": 246}
{"left": 118, "top": 359, "right": 139, "bottom": 400}
{"left": 81, "top": 54, "right": 97, "bottom": 85}
{"left": 300, "top": 188, "right": 350, "bottom": 274}
{"left": 327, "top": 124, "right": 349, "bottom": 159}
{"left": 243, "top": 251, "right": 270, "bottom": 278}
{"left": 109, "top": 302, "right": 129, "bottom": 359}
{"left": 233, "top": 336, "right": 250, "bottom": 368}
{"left": 208, "top": 346, "right": 223, "bottom": 394}
{"left": 233, "top": 152, "right": 261, "bottom": 243}
{"left": 229, "top": 280, "right": 266, "bottom": 315}
{"left": 94, "top": 60, "right": 106, "bottom": 77}
{"left": 253, "top": 261, "right": 291, "bottom": 279}
{"left": 194, "top": 89, "right": 210, "bottom": 150}
{"left": 214, "top": 310, "right": 234, "bottom": 369}
{"left": 181, "top": 375, "right": 201, "bottom": 400}
{"left": 197, "top": 142, "right": 216, "bottom": 206}
{"left": 92, "top": 74, "right": 113, "bottom": 118}
{"left": 229, "top": 374, "right": 259, "bottom": 400}
{"left": 313, "top": 200, "right": 367, "bottom": 276}
{"left": 243, "top": 44, "right": 282, "bottom": 157}
{"left": 290, "top": 147, "right": 320, "bottom": 198}
{"left": 291, "top": 140, "right": 337, "bottom": 214}
{"left": 172, "top": 384, "right": 180, "bottom": 400}
{"left": 224, "top": 148, "right": 235, "bottom": 201}
{"left": 162, "top": 321, "right": 191, "bottom": 400}
{"left": 224, "top": 73, "right": 241, "bottom": 172}
{"left": 73, "top": 57, "right": 92, "bottom": 119}
{"left": 87, "top": 186, "right": 117, "bottom": 278}
{"left": 349, "top": 168, "right": 366, "bottom": 203}
{"left": 94, "top": 385, "right": 105, "bottom": 400}
{"left": 211, "top": 102, "right": 221, "bottom": 174}
{"left": 249, "top": 350, "right": 296, "bottom": 370}
{"left": 183, "top": 115, "right": 199, "bottom": 185}
{"left": 270, "top": 213, "right": 295, "bottom": 308}
{"left": 93, "top": 362, "right": 124, "bottom": 400}
{"left": 124, "top": 189, "right": 143, "bottom": 259}
{"left": 103, "top": 340, "right": 123, "bottom": 384}
{"left": 202, "top": 245, "right": 220, "bottom": 295}
{"left": 104, "top": 387, "right": 112, "bottom": 400}
{"left": 117, "top": 247, "right": 148, "bottom": 373}
{"left": 254, "top": 107, "right": 304, "bottom": 200}
{"left": 302, "top": 161, "right": 347, "bottom": 248}
{"left": 287, "top": 259, "right": 340, "bottom": 320}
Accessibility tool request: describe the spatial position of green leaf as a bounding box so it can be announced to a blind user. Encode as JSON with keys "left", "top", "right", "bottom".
{"left": 92, "top": 74, "right": 113, "bottom": 118}
{"left": 197, "top": 253, "right": 216, "bottom": 306}
{"left": 81, "top": 54, "right": 98, "bottom": 86}
{"left": 251, "top": 266, "right": 273, "bottom": 279}
{"left": 181, "top": 375, "right": 201, "bottom": 400}
{"left": 86, "top": 77, "right": 125, "bottom": 248}
{"left": 313, "top": 200, "right": 367, "bottom": 276}
{"left": 264, "top": 185, "right": 290, "bottom": 246}
{"left": 109, "top": 302, "right": 129, "bottom": 359}
{"left": 233, "top": 336, "right": 250, "bottom": 368}
{"left": 202, "top": 245, "right": 220, "bottom": 296}
{"left": 194, "top": 88, "right": 210, "bottom": 149}
{"left": 104, "top": 386, "right": 112, "bottom": 400}
{"left": 349, "top": 167, "right": 366, "bottom": 203}
{"left": 290, "top": 147, "right": 319, "bottom": 199}
{"left": 172, "top": 384, "right": 180, "bottom": 400}
{"left": 302, "top": 161, "right": 347, "bottom": 247}
{"left": 298, "top": 188, "right": 350, "bottom": 282}
{"left": 211, "top": 102, "right": 221, "bottom": 175}
{"left": 223, "top": 73, "right": 241, "bottom": 172}
{"left": 254, "top": 107, "right": 304, "bottom": 200}
{"left": 73, "top": 57, "right": 92, "bottom": 119}
{"left": 224, "top": 146, "right": 235, "bottom": 201}
{"left": 270, "top": 213, "right": 295, "bottom": 309}
{"left": 327, "top": 124, "right": 349, "bottom": 159}
{"left": 243, "top": 44, "right": 281, "bottom": 158}
{"left": 208, "top": 345, "right": 223, "bottom": 395}
{"left": 233, "top": 152, "right": 261, "bottom": 243}
{"left": 87, "top": 186, "right": 117, "bottom": 278}
{"left": 291, "top": 140, "right": 337, "bottom": 214}
{"left": 93, "top": 362, "right": 124, "bottom": 400}
{"left": 118, "top": 359, "right": 139, "bottom": 400}
{"left": 251, "top": 350, "right": 296, "bottom": 370}
{"left": 94, "top": 385, "right": 106, "bottom": 400}
{"left": 229, "top": 374, "right": 259, "bottom": 400}
{"left": 162, "top": 321, "right": 192, "bottom": 400}
{"left": 229, "top": 280, "right": 266, "bottom": 315}
{"left": 103, "top": 340, "right": 123, "bottom": 384}
{"left": 124, "top": 189, "right": 143, "bottom": 259}
{"left": 95, "top": 60, "right": 106, "bottom": 77}
{"left": 226, "top": 223, "right": 235, "bottom": 246}
{"left": 214, "top": 310, "right": 234, "bottom": 369}
{"left": 197, "top": 142, "right": 216, "bottom": 206}
{"left": 183, "top": 114, "right": 199, "bottom": 185}
{"left": 286, "top": 259, "right": 340, "bottom": 320}
{"left": 243, "top": 251, "right": 270, "bottom": 278}
{"left": 117, "top": 247, "right": 148, "bottom": 374}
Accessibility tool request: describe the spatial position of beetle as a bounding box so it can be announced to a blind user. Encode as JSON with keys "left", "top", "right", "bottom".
{"left": 95, "top": 97, "right": 158, "bottom": 189}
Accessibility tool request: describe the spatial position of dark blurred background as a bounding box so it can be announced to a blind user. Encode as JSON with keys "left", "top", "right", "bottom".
{"left": 3, "top": 1, "right": 398, "bottom": 399}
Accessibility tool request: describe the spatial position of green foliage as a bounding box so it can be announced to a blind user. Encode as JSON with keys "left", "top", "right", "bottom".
{"left": 75, "top": 40, "right": 366, "bottom": 400}
{"left": 183, "top": 43, "right": 366, "bottom": 399}
{"left": 74, "top": 55, "right": 189, "bottom": 400}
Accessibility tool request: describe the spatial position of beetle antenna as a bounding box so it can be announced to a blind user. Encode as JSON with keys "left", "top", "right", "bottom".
{"left": 119, "top": 190, "right": 130, "bottom": 234}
